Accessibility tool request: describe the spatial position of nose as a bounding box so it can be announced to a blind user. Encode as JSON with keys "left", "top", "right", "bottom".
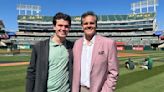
{"left": 61, "top": 26, "right": 66, "bottom": 30}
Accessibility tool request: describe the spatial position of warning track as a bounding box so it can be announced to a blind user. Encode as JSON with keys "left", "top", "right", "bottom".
{"left": 0, "top": 62, "right": 29, "bottom": 66}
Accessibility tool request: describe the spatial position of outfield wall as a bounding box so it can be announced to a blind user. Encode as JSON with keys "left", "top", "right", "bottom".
{"left": 116, "top": 45, "right": 154, "bottom": 51}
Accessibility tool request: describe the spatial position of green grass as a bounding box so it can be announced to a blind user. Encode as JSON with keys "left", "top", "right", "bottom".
{"left": 0, "top": 50, "right": 163, "bottom": 92}
{"left": 0, "top": 56, "right": 30, "bottom": 62}
{"left": 115, "top": 50, "right": 164, "bottom": 92}
{"left": 116, "top": 63, "right": 164, "bottom": 92}
{"left": 0, "top": 66, "right": 27, "bottom": 92}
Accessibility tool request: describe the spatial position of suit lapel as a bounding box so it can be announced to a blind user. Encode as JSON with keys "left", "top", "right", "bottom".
{"left": 39, "top": 39, "right": 49, "bottom": 88}
{"left": 40, "top": 39, "right": 49, "bottom": 72}
{"left": 91, "top": 36, "right": 101, "bottom": 71}
{"left": 77, "top": 38, "right": 83, "bottom": 72}
{"left": 44, "top": 39, "right": 49, "bottom": 70}
{"left": 40, "top": 40, "right": 49, "bottom": 66}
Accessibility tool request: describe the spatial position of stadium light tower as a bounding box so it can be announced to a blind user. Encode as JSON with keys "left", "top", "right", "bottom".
{"left": 131, "top": 0, "right": 158, "bottom": 14}
{"left": 17, "top": 4, "right": 41, "bottom": 16}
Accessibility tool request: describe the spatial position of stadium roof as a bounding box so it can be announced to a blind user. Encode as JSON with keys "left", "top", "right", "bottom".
{"left": 154, "top": 31, "right": 163, "bottom": 36}
{"left": 6, "top": 32, "right": 16, "bottom": 36}
{"left": 0, "top": 20, "right": 5, "bottom": 29}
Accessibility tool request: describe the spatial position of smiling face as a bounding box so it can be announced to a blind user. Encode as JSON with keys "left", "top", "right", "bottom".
{"left": 53, "top": 19, "right": 70, "bottom": 39}
{"left": 82, "top": 15, "right": 97, "bottom": 38}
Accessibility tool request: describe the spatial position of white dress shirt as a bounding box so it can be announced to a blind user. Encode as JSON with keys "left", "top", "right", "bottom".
{"left": 80, "top": 36, "right": 95, "bottom": 88}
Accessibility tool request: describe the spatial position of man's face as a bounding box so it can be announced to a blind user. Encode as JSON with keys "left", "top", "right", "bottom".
{"left": 82, "top": 15, "right": 97, "bottom": 37}
{"left": 54, "top": 19, "right": 70, "bottom": 38}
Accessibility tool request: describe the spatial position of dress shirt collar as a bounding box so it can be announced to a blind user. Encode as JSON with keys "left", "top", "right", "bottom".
{"left": 83, "top": 35, "right": 96, "bottom": 46}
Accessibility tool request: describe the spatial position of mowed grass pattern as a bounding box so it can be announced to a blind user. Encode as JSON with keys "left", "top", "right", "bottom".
{"left": 116, "top": 64, "right": 164, "bottom": 92}
{"left": 0, "top": 66, "right": 27, "bottom": 92}
{"left": 0, "top": 56, "right": 30, "bottom": 62}
{"left": 116, "top": 50, "right": 164, "bottom": 92}
{"left": 0, "top": 50, "right": 163, "bottom": 92}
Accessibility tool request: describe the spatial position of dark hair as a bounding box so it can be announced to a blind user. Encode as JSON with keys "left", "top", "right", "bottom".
{"left": 52, "top": 12, "right": 71, "bottom": 26}
{"left": 81, "top": 11, "right": 98, "bottom": 25}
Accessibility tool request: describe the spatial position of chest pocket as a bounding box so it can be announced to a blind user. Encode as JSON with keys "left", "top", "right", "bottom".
{"left": 94, "top": 50, "right": 108, "bottom": 66}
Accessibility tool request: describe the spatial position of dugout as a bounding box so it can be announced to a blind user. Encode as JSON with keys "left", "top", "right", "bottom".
{"left": 144, "top": 45, "right": 153, "bottom": 50}
{"left": 124, "top": 45, "right": 133, "bottom": 50}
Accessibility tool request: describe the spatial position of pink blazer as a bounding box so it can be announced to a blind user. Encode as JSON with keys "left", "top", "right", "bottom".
{"left": 72, "top": 35, "right": 119, "bottom": 92}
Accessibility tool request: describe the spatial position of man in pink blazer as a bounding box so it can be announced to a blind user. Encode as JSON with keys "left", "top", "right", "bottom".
{"left": 72, "top": 11, "right": 119, "bottom": 92}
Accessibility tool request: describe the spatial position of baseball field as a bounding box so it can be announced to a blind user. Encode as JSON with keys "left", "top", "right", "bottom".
{"left": 0, "top": 50, "right": 164, "bottom": 92}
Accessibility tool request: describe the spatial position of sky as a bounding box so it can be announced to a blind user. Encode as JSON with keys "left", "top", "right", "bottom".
{"left": 0, "top": 0, "right": 164, "bottom": 32}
